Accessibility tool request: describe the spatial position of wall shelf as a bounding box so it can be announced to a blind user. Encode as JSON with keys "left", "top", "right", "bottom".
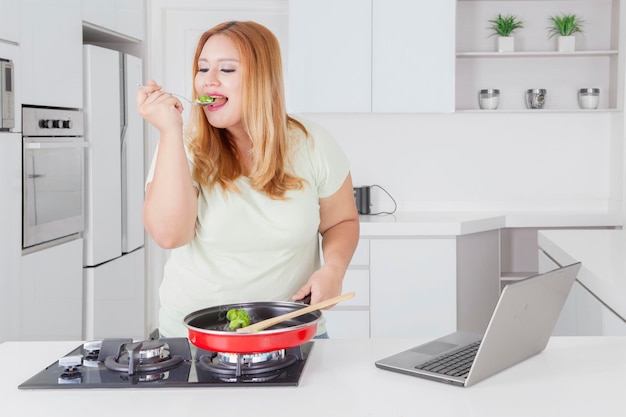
{"left": 455, "top": 0, "right": 622, "bottom": 112}
{"left": 457, "top": 50, "right": 618, "bottom": 58}
{"left": 456, "top": 108, "right": 620, "bottom": 113}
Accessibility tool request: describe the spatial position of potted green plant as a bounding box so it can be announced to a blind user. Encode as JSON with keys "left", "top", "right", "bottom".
{"left": 487, "top": 14, "right": 524, "bottom": 52}
{"left": 548, "top": 13, "right": 585, "bottom": 52}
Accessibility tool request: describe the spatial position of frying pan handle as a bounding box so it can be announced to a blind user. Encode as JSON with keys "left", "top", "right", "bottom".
{"left": 296, "top": 293, "right": 312, "bottom": 305}
{"left": 237, "top": 292, "right": 356, "bottom": 333}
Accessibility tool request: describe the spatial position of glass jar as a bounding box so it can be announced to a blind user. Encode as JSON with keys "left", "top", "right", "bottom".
{"left": 478, "top": 89, "right": 500, "bottom": 110}
{"left": 578, "top": 88, "right": 600, "bottom": 110}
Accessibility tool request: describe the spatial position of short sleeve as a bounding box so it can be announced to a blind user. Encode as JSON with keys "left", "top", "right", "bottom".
{"left": 295, "top": 116, "right": 350, "bottom": 198}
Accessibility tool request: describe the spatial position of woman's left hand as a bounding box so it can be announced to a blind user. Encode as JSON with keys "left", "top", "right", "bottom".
{"left": 292, "top": 263, "right": 344, "bottom": 307}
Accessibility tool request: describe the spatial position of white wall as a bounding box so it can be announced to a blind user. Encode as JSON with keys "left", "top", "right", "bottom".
{"left": 305, "top": 111, "right": 616, "bottom": 213}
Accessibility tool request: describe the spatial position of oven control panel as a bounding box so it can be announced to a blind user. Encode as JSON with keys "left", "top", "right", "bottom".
{"left": 22, "top": 105, "right": 83, "bottom": 137}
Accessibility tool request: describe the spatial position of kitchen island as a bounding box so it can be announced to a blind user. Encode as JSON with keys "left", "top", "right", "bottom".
{"left": 2, "top": 337, "right": 624, "bottom": 417}
{"left": 335, "top": 212, "right": 506, "bottom": 339}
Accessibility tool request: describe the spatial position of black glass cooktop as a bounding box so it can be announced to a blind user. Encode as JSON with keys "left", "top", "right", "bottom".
{"left": 18, "top": 338, "right": 313, "bottom": 389}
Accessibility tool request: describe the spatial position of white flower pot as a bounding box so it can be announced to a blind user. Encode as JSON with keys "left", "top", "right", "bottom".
{"left": 497, "top": 36, "right": 515, "bottom": 53}
{"left": 558, "top": 36, "right": 575, "bottom": 52}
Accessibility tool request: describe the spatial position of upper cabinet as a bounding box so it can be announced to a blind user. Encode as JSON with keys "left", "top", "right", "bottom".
{"left": 20, "top": 0, "right": 83, "bottom": 108}
{"left": 0, "top": 0, "right": 20, "bottom": 43}
{"left": 371, "top": 0, "right": 455, "bottom": 113}
{"left": 288, "top": 0, "right": 371, "bottom": 113}
{"left": 288, "top": 0, "right": 455, "bottom": 113}
{"left": 82, "top": 0, "right": 145, "bottom": 41}
{"left": 456, "top": 0, "right": 624, "bottom": 112}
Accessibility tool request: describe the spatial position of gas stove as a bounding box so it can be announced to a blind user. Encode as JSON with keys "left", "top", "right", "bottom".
{"left": 18, "top": 338, "right": 313, "bottom": 389}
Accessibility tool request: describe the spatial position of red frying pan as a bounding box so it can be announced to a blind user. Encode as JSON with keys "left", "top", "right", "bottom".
{"left": 183, "top": 301, "right": 321, "bottom": 353}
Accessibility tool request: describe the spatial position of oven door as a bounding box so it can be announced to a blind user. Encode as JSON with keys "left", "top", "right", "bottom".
{"left": 23, "top": 137, "right": 87, "bottom": 249}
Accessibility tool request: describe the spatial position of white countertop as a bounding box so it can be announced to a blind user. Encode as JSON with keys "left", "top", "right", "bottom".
{"left": 3, "top": 337, "right": 625, "bottom": 417}
{"left": 539, "top": 229, "right": 626, "bottom": 321}
{"left": 359, "top": 211, "right": 505, "bottom": 237}
{"left": 358, "top": 209, "right": 622, "bottom": 237}
{"left": 501, "top": 208, "right": 622, "bottom": 228}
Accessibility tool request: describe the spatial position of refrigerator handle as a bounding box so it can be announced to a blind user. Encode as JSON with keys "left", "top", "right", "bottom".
{"left": 120, "top": 124, "right": 128, "bottom": 152}
{"left": 120, "top": 52, "right": 128, "bottom": 151}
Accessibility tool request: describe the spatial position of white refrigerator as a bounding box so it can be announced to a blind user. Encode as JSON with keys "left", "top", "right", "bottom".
{"left": 82, "top": 44, "right": 145, "bottom": 340}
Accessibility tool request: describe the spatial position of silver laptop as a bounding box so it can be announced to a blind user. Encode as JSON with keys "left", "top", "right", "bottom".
{"left": 375, "top": 262, "right": 581, "bottom": 387}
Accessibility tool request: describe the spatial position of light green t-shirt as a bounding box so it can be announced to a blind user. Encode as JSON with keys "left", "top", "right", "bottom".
{"left": 147, "top": 116, "right": 350, "bottom": 337}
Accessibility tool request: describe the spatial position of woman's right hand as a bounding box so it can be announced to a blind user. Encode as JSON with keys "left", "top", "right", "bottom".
{"left": 136, "top": 80, "right": 184, "bottom": 134}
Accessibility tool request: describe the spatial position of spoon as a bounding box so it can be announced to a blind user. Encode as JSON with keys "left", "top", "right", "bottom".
{"left": 235, "top": 292, "right": 356, "bottom": 333}
{"left": 136, "top": 84, "right": 215, "bottom": 106}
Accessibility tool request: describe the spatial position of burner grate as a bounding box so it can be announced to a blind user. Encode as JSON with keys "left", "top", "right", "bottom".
{"left": 198, "top": 351, "right": 298, "bottom": 378}
{"left": 101, "top": 338, "right": 190, "bottom": 375}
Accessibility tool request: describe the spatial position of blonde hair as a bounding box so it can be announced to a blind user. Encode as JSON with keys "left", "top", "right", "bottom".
{"left": 186, "top": 21, "right": 307, "bottom": 199}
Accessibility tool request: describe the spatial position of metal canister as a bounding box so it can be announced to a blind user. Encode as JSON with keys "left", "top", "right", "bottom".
{"left": 526, "top": 89, "right": 547, "bottom": 109}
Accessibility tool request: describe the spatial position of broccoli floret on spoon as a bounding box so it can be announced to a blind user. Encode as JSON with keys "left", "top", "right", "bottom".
{"left": 226, "top": 308, "right": 251, "bottom": 330}
{"left": 196, "top": 94, "right": 215, "bottom": 104}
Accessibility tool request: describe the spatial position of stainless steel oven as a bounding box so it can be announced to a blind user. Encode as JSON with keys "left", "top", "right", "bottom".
{"left": 22, "top": 106, "right": 86, "bottom": 250}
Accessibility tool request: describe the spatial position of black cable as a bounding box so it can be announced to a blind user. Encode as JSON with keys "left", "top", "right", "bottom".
{"left": 369, "top": 184, "right": 397, "bottom": 215}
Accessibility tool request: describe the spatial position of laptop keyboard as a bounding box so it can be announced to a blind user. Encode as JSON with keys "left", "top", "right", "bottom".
{"left": 414, "top": 341, "right": 481, "bottom": 378}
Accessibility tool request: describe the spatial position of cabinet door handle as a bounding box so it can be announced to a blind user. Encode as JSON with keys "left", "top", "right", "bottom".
{"left": 24, "top": 142, "right": 88, "bottom": 150}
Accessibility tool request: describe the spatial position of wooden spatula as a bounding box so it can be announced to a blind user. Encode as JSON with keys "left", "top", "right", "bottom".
{"left": 236, "top": 292, "right": 355, "bottom": 333}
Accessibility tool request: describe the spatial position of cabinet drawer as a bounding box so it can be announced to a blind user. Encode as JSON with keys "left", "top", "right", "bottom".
{"left": 351, "top": 239, "right": 369, "bottom": 266}
{"left": 342, "top": 269, "right": 369, "bottom": 307}
{"left": 323, "top": 310, "right": 370, "bottom": 339}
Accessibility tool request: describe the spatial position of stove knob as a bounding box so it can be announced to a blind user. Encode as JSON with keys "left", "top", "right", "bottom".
{"left": 59, "top": 355, "right": 83, "bottom": 368}
{"left": 39, "top": 119, "right": 53, "bottom": 129}
{"left": 83, "top": 340, "right": 103, "bottom": 352}
{"left": 52, "top": 119, "right": 71, "bottom": 129}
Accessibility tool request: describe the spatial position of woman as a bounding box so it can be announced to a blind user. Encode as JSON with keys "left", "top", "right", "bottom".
{"left": 137, "top": 21, "right": 359, "bottom": 338}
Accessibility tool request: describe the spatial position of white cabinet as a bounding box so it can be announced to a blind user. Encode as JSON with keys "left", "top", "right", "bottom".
{"left": 288, "top": 0, "right": 371, "bottom": 112}
{"left": 370, "top": 238, "right": 457, "bottom": 338}
{"left": 0, "top": 0, "right": 20, "bottom": 43}
{"left": 456, "top": 0, "right": 623, "bottom": 111}
{"left": 288, "top": 0, "right": 455, "bottom": 113}
{"left": 324, "top": 239, "right": 371, "bottom": 338}
{"left": 84, "top": 248, "right": 146, "bottom": 340}
{"left": 0, "top": 133, "right": 21, "bottom": 343}
{"left": 371, "top": 0, "right": 455, "bottom": 113}
{"left": 327, "top": 230, "right": 500, "bottom": 339}
{"left": 20, "top": 239, "right": 84, "bottom": 340}
{"left": 556, "top": 281, "right": 626, "bottom": 335}
{"left": 19, "top": 0, "right": 83, "bottom": 108}
{"left": 539, "top": 250, "right": 626, "bottom": 336}
{"left": 369, "top": 230, "right": 500, "bottom": 339}
{"left": 82, "top": 0, "right": 145, "bottom": 40}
